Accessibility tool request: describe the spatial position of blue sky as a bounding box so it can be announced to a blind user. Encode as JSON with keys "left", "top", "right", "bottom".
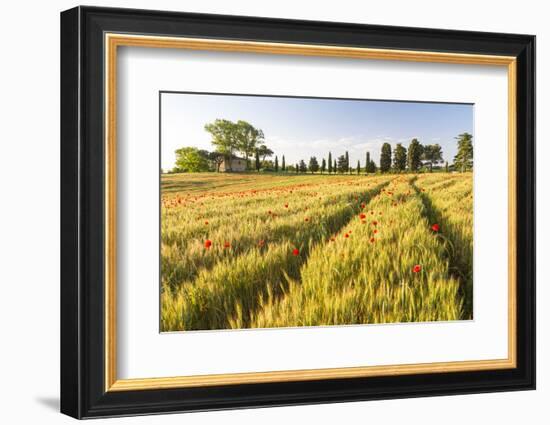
{"left": 160, "top": 92, "right": 473, "bottom": 171}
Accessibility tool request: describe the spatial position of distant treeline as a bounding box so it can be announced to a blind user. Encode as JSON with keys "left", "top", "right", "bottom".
{"left": 168, "top": 119, "right": 473, "bottom": 174}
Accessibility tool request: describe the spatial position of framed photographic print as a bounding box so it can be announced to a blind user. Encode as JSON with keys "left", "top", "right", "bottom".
{"left": 60, "top": 6, "right": 535, "bottom": 419}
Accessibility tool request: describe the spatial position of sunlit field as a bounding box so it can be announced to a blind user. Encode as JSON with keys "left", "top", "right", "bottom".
{"left": 160, "top": 172, "right": 473, "bottom": 332}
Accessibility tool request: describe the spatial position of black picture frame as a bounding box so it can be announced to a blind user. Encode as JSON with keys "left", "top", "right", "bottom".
{"left": 61, "top": 5, "right": 535, "bottom": 419}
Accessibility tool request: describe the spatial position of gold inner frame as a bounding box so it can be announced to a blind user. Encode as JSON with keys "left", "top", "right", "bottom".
{"left": 104, "top": 33, "right": 517, "bottom": 392}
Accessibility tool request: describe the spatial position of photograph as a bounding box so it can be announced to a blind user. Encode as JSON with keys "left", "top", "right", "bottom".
{"left": 58, "top": 5, "right": 536, "bottom": 419}
{"left": 160, "top": 92, "right": 474, "bottom": 332}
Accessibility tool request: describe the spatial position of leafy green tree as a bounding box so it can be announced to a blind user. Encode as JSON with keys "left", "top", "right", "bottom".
{"left": 204, "top": 119, "right": 240, "bottom": 171}
{"left": 422, "top": 144, "right": 443, "bottom": 172}
{"left": 445, "top": 161, "right": 449, "bottom": 173}
{"left": 274, "top": 156, "right": 279, "bottom": 172}
{"left": 356, "top": 160, "right": 361, "bottom": 174}
{"left": 235, "top": 120, "right": 264, "bottom": 168}
{"left": 345, "top": 151, "right": 350, "bottom": 174}
{"left": 299, "top": 160, "right": 308, "bottom": 173}
{"left": 380, "top": 143, "right": 392, "bottom": 173}
{"left": 209, "top": 151, "right": 226, "bottom": 172}
{"left": 407, "top": 138, "right": 423, "bottom": 172}
{"left": 308, "top": 156, "right": 319, "bottom": 174}
{"left": 257, "top": 144, "right": 274, "bottom": 162}
{"left": 393, "top": 143, "right": 407, "bottom": 172}
{"left": 328, "top": 152, "right": 333, "bottom": 174}
{"left": 333, "top": 159, "right": 337, "bottom": 172}
{"left": 453, "top": 133, "right": 474, "bottom": 172}
{"left": 282, "top": 155, "right": 286, "bottom": 171}
{"left": 337, "top": 155, "right": 347, "bottom": 173}
{"left": 174, "top": 147, "right": 210, "bottom": 172}
{"left": 295, "top": 163, "right": 299, "bottom": 173}
{"left": 321, "top": 158, "right": 327, "bottom": 174}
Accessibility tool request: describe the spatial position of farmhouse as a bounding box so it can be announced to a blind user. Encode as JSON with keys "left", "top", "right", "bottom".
{"left": 219, "top": 156, "right": 247, "bottom": 172}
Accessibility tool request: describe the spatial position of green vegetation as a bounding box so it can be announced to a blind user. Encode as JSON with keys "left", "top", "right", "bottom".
{"left": 171, "top": 116, "right": 472, "bottom": 176}
{"left": 453, "top": 132, "right": 474, "bottom": 172}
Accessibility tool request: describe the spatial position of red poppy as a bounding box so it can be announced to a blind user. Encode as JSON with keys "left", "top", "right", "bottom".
{"left": 258, "top": 240, "right": 266, "bottom": 248}
{"left": 373, "top": 229, "right": 378, "bottom": 234}
{"left": 361, "top": 203, "right": 366, "bottom": 209}
{"left": 284, "top": 203, "right": 289, "bottom": 208}
{"left": 344, "top": 233, "right": 350, "bottom": 238}
{"left": 412, "top": 264, "right": 422, "bottom": 273}
{"left": 204, "top": 240, "right": 212, "bottom": 249}
{"left": 204, "top": 221, "right": 209, "bottom": 225}
{"left": 223, "top": 241, "right": 231, "bottom": 249}
{"left": 370, "top": 237, "right": 375, "bottom": 243}
{"left": 431, "top": 224, "right": 440, "bottom": 232}
{"left": 359, "top": 213, "right": 366, "bottom": 219}
{"left": 372, "top": 220, "right": 378, "bottom": 226}
{"left": 292, "top": 248, "right": 300, "bottom": 256}
{"left": 305, "top": 217, "right": 309, "bottom": 222}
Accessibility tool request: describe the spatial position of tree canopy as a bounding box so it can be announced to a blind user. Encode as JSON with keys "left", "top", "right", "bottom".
{"left": 393, "top": 143, "right": 407, "bottom": 172}
{"left": 422, "top": 144, "right": 443, "bottom": 172}
{"left": 379, "top": 143, "right": 392, "bottom": 173}
{"left": 453, "top": 133, "right": 473, "bottom": 172}
{"left": 337, "top": 155, "right": 347, "bottom": 173}
{"left": 407, "top": 138, "right": 423, "bottom": 172}
{"left": 204, "top": 119, "right": 266, "bottom": 171}
{"left": 308, "top": 156, "right": 319, "bottom": 174}
{"left": 257, "top": 144, "right": 274, "bottom": 162}
{"left": 174, "top": 147, "right": 210, "bottom": 172}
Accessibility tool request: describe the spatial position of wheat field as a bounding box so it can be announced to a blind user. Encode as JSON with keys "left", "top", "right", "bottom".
{"left": 160, "top": 172, "right": 473, "bottom": 331}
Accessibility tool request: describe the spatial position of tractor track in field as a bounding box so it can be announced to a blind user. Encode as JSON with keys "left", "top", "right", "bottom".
{"left": 411, "top": 178, "right": 473, "bottom": 318}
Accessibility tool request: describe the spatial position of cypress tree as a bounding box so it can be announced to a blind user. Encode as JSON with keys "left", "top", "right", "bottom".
{"left": 255, "top": 150, "right": 260, "bottom": 172}
{"left": 392, "top": 143, "right": 407, "bottom": 172}
{"left": 380, "top": 143, "right": 392, "bottom": 173}
{"left": 407, "top": 138, "right": 423, "bottom": 172}
{"left": 453, "top": 133, "right": 473, "bottom": 172}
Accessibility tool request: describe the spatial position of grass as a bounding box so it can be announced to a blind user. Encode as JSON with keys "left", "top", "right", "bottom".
{"left": 160, "top": 172, "right": 473, "bottom": 331}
